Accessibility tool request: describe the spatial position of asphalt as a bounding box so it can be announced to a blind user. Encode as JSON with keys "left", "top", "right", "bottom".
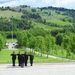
{"left": 0, "top": 63, "right": 75, "bottom": 75}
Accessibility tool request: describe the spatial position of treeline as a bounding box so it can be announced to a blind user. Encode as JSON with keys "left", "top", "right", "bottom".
{"left": 39, "top": 6, "right": 75, "bottom": 12}
{"left": 16, "top": 28, "right": 75, "bottom": 59}
{"left": 0, "top": 17, "right": 33, "bottom": 31}
{"left": 0, "top": 27, "right": 75, "bottom": 59}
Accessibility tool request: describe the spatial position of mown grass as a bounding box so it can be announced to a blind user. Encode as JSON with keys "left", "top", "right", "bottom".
{"left": 46, "top": 20, "right": 71, "bottom": 26}
{"left": 32, "top": 22, "right": 63, "bottom": 31}
{"left": 0, "top": 10, "right": 22, "bottom": 19}
{"left": 6, "top": 38, "right": 17, "bottom": 43}
{"left": 0, "top": 49, "right": 74, "bottom": 64}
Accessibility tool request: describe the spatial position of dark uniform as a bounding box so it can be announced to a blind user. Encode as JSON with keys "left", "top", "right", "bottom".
{"left": 17, "top": 52, "right": 21, "bottom": 66}
{"left": 11, "top": 52, "right": 16, "bottom": 66}
{"left": 20, "top": 54, "right": 25, "bottom": 67}
{"left": 24, "top": 52, "right": 28, "bottom": 66}
{"left": 29, "top": 53, "right": 34, "bottom": 66}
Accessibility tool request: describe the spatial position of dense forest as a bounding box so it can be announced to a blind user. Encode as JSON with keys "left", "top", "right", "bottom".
{"left": 0, "top": 5, "right": 75, "bottom": 59}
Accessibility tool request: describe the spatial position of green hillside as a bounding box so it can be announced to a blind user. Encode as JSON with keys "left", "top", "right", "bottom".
{"left": 37, "top": 9, "right": 70, "bottom": 20}
{"left": 32, "top": 21, "right": 63, "bottom": 31}
{"left": 0, "top": 5, "right": 75, "bottom": 32}
{"left": 0, "top": 10, "right": 23, "bottom": 19}
{"left": 46, "top": 20, "right": 71, "bottom": 26}
{"left": 0, "top": 5, "right": 75, "bottom": 63}
{"left": 0, "top": 6, "right": 74, "bottom": 29}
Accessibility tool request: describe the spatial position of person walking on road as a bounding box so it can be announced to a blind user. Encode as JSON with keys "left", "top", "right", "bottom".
{"left": 29, "top": 52, "right": 34, "bottom": 66}
{"left": 17, "top": 51, "right": 21, "bottom": 66}
{"left": 11, "top": 51, "right": 16, "bottom": 66}
{"left": 20, "top": 54, "right": 25, "bottom": 67}
{"left": 24, "top": 52, "right": 28, "bottom": 66}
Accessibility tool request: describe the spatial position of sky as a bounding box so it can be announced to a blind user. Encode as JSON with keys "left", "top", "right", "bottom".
{"left": 0, "top": 0, "right": 75, "bottom": 9}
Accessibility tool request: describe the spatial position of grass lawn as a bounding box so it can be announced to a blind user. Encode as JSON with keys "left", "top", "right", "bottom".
{"left": 46, "top": 20, "right": 71, "bottom": 26}
{"left": 32, "top": 22, "right": 63, "bottom": 31}
{"left": 0, "top": 10, "right": 22, "bottom": 19}
{"left": 0, "top": 49, "right": 74, "bottom": 64}
{"left": 6, "top": 38, "right": 17, "bottom": 43}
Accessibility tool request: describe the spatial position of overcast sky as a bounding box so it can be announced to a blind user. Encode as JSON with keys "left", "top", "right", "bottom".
{"left": 0, "top": 0, "right": 75, "bottom": 9}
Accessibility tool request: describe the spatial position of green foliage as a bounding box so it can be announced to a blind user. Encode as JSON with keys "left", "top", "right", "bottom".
{"left": 45, "top": 35, "right": 51, "bottom": 57}
{"left": 0, "top": 34, "right": 5, "bottom": 51}
{"left": 70, "top": 35, "right": 75, "bottom": 54}
{"left": 46, "top": 20, "right": 71, "bottom": 27}
{"left": 27, "top": 36, "right": 36, "bottom": 49}
{"left": 32, "top": 9, "right": 36, "bottom": 12}
{"left": 28, "top": 28, "right": 48, "bottom": 36}
{"left": 0, "top": 5, "right": 75, "bottom": 60}
{"left": 56, "top": 33, "right": 63, "bottom": 46}
{"left": 35, "top": 36, "right": 45, "bottom": 56}
{"left": 62, "top": 35, "right": 70, "bottom": 49}
{"left": 0, "top": 10, "right": 22, "bottom": 19}
{"left": 16, "top": 31, "right": 28, "bottom": 46}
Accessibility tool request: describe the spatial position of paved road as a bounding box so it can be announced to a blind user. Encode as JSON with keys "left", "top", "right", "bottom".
{"left": 0, "top": 63, "right": 75, "bottom": 75}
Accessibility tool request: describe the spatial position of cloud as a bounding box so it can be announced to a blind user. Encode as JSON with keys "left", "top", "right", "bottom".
{"left": 42, "top": 0, "right": 52, "bottom": 4}
{"left": 55, "top": 0, "right": 75, "bottom": 6}
{"left": 0, "top": 0, "right": 75, "bottom": 9}
{"left": 0, "top": 0, "right": 15, "bottom": 4}
{"left": 52, "top": 0, "right": 75, "bottom": 9}
{"left": 0, "top": 0, "right": 36, "bottom": 7}
{"left": 0, "top": 1, "right": 17, "bottom": 7}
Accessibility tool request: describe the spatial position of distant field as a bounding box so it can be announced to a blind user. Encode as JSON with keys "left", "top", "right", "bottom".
{"left": 0, "top": 10, "right": 23, "bottom": 19}
{"left": 32, "top": 22, "right": 63, "bottom": 31}
{"left": 32, "top": 22, "right": 51, "bottom": 30}
{"left": 46, "top": 20, "right": 71, "bottom": 26}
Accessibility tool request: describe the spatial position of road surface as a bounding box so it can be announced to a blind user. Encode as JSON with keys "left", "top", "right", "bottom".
{"left": 0, "top": 63, "right": 75, "bottom": 75}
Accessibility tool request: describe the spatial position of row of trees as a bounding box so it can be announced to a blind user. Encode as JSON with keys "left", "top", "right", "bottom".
{"left": 0, "top": 27, "right": 75, "bottom": 59}
{"left": 16, "top": 28, "right": 75, "bottom": 59}
{"left": 16, "top": 29, "right": 55, "bottom": 57}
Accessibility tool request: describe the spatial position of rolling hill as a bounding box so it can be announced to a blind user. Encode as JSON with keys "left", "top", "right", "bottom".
{"left": 0, "top": 5, "right": 75, "bottom": 31}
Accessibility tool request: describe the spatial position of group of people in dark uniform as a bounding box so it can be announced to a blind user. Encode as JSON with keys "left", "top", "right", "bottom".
{"left": 11, "top": 51, "right": 34, "bottom": 67}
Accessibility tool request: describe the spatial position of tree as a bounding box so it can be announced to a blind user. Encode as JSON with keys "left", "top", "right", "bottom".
{"left": 55, "top": 33, "right": 63, "bottom": 46}
{"left": 45, "top": 35, "right": 51, "bottom": 58}
{"left": 35, "top": 36, "right": 45, "bottom": 56}
{"left": 31, "top": 9, "right": 36, "bottom": 12}
{"left": 0, "top": 34, "right": 5, "bottom": 51}
{"left": 62, "top": 35, "right": 71, "bottom": 58}
{"left": 16, "top": 31, "right": 28, "bottom": 47}
{"left": 43, "top": 19, "right": 46, "bottom": 24}
{"left": 16, "top": 31, "right": 23, "bottom": 46}
{"left": 70, "top": 35, "right": 75, "bottom": 54}
{"left": 27, "top": 36, "right": 36, "bottom": 53}
{"left": 66, "top": 46, "right": 71, "bottom": 58}
{"left": 50, "top": 36, "right": 55, "bottom": 54}
{"left": 48, "top": 12, "right": 51, "bottom": 16}
{"left": 22, "top": 32, "right": 28, "bottom": 47}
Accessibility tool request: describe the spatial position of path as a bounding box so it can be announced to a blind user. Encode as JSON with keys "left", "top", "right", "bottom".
{"left": 26, "top": 48, "right": 74, "bottom": 61}
{"left": 0, "top": 63, "right": 75, "bottom": 75}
